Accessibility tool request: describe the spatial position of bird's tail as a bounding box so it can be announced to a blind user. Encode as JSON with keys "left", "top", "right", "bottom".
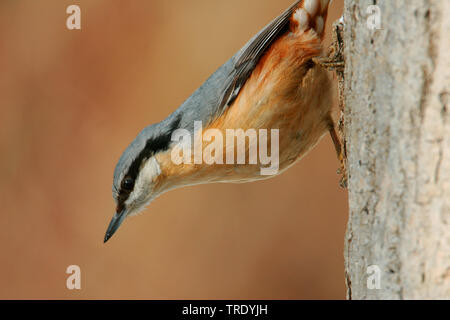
{"left": 290, "top": 0, "right": 331, "bottom": 38}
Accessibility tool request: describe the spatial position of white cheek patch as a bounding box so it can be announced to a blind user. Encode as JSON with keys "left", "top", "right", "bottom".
{"left": 125, "top": 157, "right": 161, "bottom": 215}
{"left": 144, "top": 156, "right": 162, "bottom": 178}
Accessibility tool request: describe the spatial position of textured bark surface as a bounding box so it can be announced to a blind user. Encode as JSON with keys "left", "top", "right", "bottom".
{"left": 343, "top": 0, "right": 450, "bottom": 299}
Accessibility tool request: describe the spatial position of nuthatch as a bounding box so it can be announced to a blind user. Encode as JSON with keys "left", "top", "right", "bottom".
{"left": 104, "top": 0, "right": 343, "bottom": 242}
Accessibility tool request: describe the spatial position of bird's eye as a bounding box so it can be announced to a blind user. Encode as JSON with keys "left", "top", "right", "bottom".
{"left": 121, "top": 177, "right": 134, "bottom": 191}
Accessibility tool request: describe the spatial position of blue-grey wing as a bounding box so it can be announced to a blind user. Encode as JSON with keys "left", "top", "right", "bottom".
{"left": 217, "top": 0, "right": 301, "bottom": 113}
{"left": 169, "top": 1, "right": 300, "bottom": 130}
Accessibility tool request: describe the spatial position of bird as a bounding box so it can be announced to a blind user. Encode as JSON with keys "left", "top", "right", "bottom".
{"left": 104, "top": 0, "right": 343, "bottom": 243}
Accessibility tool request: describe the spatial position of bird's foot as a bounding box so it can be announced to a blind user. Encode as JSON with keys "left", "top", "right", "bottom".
{"left": 336, "top": 148, "right": 348, "bottom": 189}
{"left": 329, "top": 123, "right": 348, "bottom": 189}
{"left": 313, "top": 16, "right": 345, "bottom": 72}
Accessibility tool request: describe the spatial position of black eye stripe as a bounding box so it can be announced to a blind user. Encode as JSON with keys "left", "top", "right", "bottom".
{"left": 116, "top": 116, "right": 181, "bottom": 209}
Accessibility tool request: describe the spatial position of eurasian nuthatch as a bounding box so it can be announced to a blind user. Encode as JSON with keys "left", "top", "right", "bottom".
{"left": 105, "top": 0, "right": 343, "bottom": 242}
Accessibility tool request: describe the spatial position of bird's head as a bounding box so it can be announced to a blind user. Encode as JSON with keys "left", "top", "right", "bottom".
{"left": 104, "top": 118, "right": 181, "bottom": 243}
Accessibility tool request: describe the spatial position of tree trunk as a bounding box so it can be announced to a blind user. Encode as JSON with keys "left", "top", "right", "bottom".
{"left": 343, "top": 0, "right": 450, "bottom": 299}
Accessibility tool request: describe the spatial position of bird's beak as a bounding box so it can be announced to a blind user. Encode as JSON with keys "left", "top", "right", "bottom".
{"left": 104, "top": 209, "right": 127, "bottom": 243}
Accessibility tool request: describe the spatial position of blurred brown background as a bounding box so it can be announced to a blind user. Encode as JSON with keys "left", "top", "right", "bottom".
{"left": 0, "top": 0, "right": 346, "bottom": 299}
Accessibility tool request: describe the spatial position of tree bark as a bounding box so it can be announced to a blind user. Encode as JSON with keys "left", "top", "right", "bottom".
{"left": 343, "top": 0, "right": 450, "bottom": 299}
